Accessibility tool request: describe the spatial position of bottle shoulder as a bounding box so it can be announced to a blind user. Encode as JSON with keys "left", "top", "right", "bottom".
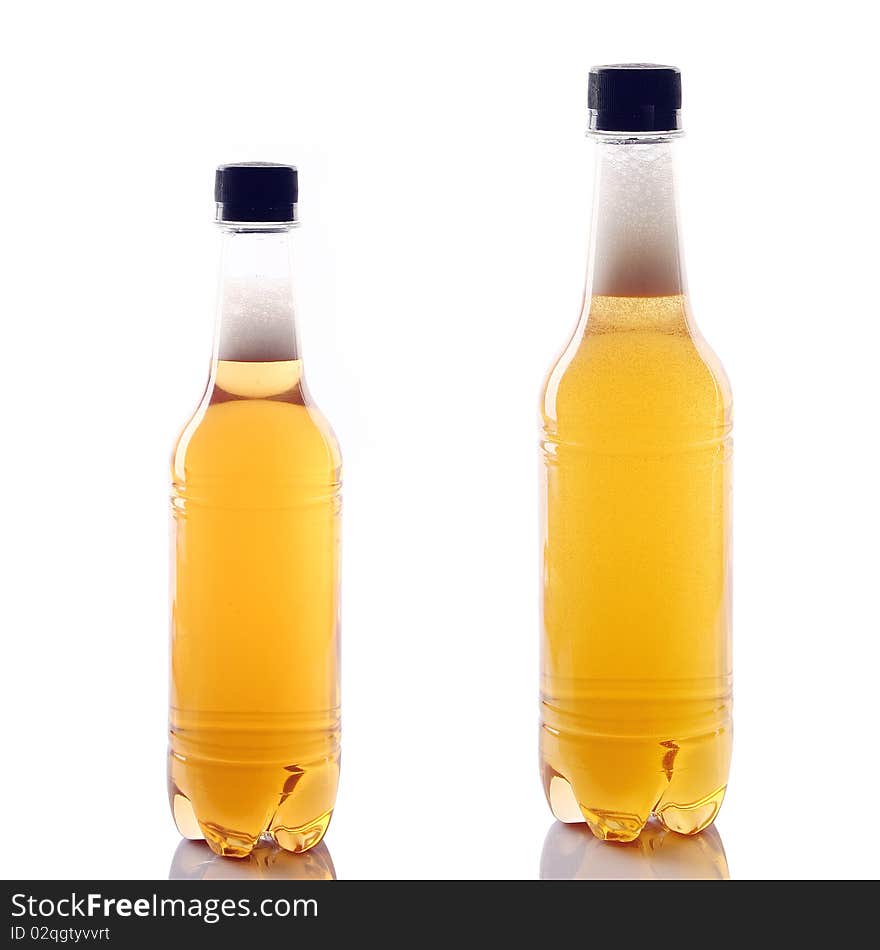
{"left": 691, "top": 330, "right": 733, "bottom": 411}
{"left": 171, "top": 384, "right": 341, "bottom": 487}
{"left": 542, "top": 319, "right": 732, "bottom": 439}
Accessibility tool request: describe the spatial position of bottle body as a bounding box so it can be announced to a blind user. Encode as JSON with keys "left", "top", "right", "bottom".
{"left": 169, "top": 210, "right": 340, "bottom": 857}
{"left": 540, "top": 136, "right": 732, "bottom": 841}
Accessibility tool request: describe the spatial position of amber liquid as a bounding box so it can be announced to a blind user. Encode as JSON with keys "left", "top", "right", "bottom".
{"left": 170, "top": 359, "right": 341, "bottom": 857}
{"left": 540, "top": 294, "right": 732, "bottom": 841}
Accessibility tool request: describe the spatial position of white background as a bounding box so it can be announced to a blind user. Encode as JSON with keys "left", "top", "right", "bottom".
{"left": 1, "top": 0, "right": 878, "bottom": 881}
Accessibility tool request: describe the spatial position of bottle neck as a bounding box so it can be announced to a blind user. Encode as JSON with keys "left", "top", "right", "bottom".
{"left": 585, "top": 136, "right": 686, "bottom": 299}
{"left": 213, "top": 224, "right": 300, "bottom": 363}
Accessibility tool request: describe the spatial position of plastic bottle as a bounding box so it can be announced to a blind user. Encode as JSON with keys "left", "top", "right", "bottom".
{"left": 169, "top": 164, "right": 341, "bottom": 857}
{"left": 540, "top": 66, "right": 732, "bottom": 841}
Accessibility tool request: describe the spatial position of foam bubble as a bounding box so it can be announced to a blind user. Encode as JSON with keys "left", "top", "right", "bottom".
{"left": 589, "top": 142, "right": 684, "bottom": 297}
{"left": 217, "top": 277, "right": 298, "bottom": 361}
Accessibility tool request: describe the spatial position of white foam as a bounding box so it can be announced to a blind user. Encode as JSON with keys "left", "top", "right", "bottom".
{"left": 588, "top": 142, "right": 685, "bottom": 297}
{"left": 214, "top": 229, "right": 299, "bottom": 361}
{"left": 217, "top": 277, "right": 297, "bottom": 361}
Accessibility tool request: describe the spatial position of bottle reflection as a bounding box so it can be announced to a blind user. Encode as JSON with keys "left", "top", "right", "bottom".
{"left": 540, "top": 821, "right": 729, "bottom": 880}
{"left": 170, "top": 839, "right": 336, "bottom": 881}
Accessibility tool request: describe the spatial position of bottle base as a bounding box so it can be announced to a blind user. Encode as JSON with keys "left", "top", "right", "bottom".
{"left": 171, "top": 787, "right": 333, "bottom": 858}
{"left": 544, "top": 768, "right": 726, "bottom": 842}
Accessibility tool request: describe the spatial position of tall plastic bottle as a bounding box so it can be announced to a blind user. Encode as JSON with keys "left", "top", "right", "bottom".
{"left": 169, "top": 164, "right": 341, "bottom": 857}
{"left": 540, "top": 66, "right": 732, "bottom": 841}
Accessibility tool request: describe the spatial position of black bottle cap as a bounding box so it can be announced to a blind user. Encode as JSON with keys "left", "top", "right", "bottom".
{"left": 588, "top": 64, "right": 681, "bottom": 133}
{"left": 214, "top": 163, "right": 298, "bottom": 223}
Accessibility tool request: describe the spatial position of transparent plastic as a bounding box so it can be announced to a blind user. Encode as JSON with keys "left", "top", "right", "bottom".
{"left": 539, "top": 135, "right": 732, "bottom": 841}
{"left": 169, "top": 224, "right": 341, "bottom": 857}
